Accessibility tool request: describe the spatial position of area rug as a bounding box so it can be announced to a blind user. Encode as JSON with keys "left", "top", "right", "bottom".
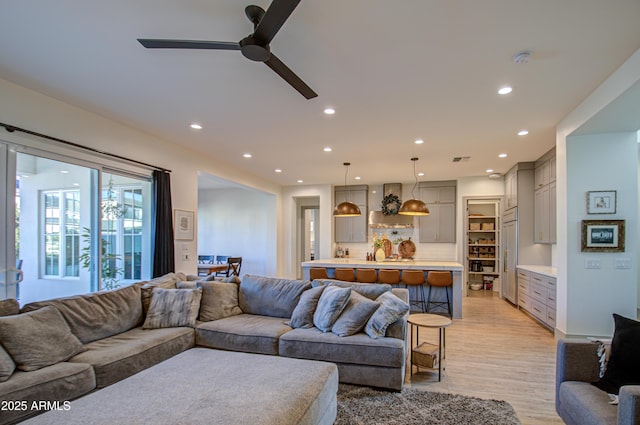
{"left": 335, "top": 384, "right": 521, "bottom": 425}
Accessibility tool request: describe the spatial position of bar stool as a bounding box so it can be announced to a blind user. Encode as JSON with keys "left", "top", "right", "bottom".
{"left": 377, "top": 269, "right": 400, "bottom": 287}
{"left": 426, "top": 271, "right": 453, "bottom": 316}
{"left": 334, "top": 268, "right": 356, "bottom": 282}
{"left": 401, "top": 270, "right": 426, "bottom": 312}
{"left": 355, "top": 268, "right": 377, "bottom": 283}
{"left": 309, "top": 267, "right": 328, "bottom": 280}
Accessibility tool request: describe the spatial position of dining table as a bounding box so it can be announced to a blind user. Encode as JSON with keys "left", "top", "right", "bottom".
{"left": 197, "top": 264, "right": 228, "bottom": 275}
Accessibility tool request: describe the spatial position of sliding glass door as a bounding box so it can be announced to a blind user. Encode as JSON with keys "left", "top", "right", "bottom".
{"left": 1, "top": 141, "right": 152, "bottom": 304}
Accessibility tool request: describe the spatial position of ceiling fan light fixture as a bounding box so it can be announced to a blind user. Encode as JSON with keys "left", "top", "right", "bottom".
{"left": 334, "top": 162, "right": 362, "bottom": 217}
{"left": 399, "top": 157, "right": 430, "bottom": 216}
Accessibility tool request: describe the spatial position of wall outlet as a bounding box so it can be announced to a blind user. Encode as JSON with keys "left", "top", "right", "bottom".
{"left": 585, "top": 259, "right": 601, "bottom": 269}
{"left": 615, "top": 258, "right": 631, "bottom": 269}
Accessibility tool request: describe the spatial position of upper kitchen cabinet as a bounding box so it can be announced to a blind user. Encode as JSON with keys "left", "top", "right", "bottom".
{"left": 418, "top": 181, "right": 456, "bottom": 243}
{"left": 534, "top": 148, "right": 556, "bottom": 244}
{"left": 504, "top": 162, "right": 534, "bottom": 211}
{"left": 334, "top": 185, "right": 368, "bottom": 243}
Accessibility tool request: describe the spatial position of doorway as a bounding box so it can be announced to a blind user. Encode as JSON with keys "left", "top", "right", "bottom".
{"left": 296, "top": 197, "right": 320, "bottom": 279}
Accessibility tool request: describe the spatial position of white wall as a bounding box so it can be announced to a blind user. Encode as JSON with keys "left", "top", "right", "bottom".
{"left": 0, "top": 77, "right": 281, "bottom": 277}
{"left": 197, "top": 188, "right": 276, "bottom": 277}
{"left": 556, "top": 48, "right": 640, "bottom": 337}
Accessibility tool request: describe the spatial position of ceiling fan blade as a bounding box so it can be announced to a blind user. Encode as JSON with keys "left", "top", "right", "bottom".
{"left": 264, "top": 53, "right": 317, "bottom": 99}
{"left": 137, "top": 39, "right": 240, "bottom": 50}
{"left": 253, "top": 0, "right": 301, "bottom": 44}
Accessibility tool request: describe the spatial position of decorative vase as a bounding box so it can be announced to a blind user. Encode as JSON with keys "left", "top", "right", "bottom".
{"left": 375, "top": 248, "right": 386, "bottom": 262}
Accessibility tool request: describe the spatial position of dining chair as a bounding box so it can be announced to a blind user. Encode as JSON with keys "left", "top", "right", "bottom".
{"left": 219, "top": 257, "right": 242, "bottom": 277}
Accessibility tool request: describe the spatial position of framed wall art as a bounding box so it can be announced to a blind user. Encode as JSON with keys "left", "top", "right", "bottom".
{"left": 174, "top": 209, "right": 195, "bottom": 240}
{"left": 587, "top": 190, "right": 616, "bottom": 214}
{"left": 581, "top": 219, "right": 625, "bottom": 252}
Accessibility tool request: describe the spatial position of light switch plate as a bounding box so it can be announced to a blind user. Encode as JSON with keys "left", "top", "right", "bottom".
{"left": 585, "top": 259, "right": 601, "bottom": 269}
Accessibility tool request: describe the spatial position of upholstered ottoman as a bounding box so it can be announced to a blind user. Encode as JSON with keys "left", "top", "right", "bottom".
{"left": 24, "top": 348, "right": 338, "bottom": 425}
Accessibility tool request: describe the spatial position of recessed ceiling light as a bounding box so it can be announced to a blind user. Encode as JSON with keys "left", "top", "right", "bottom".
{"left": 498, "top": 153, "right": 508, "bottom": 158}
{"left": 489, "top": 173, "right": 502, "bottom": 179}
{"left": 275, "top": 169, "right": 282, "bottom": 173}
{"left": 190, "top": 123, "right": 202, "bottom": 130}
{"left": 297, "top": 179, "right": 304, "bottom": 183}
{"left": 243, "top": 153, "right": 252, "bottom": 158}
{"left": 415, "top": 139, "right": 424, "bottom": 145}
{"left": 498, "top": 86, "right": 513, "bottom": 95}
{"left": 518, "top": 130, "right": 529, "bottom": 136}
{"left": 355, "top": 176, "right": 361, "bottom": 180}
{"left": 486, "top": 169, "right": 494, "bottom": 173}
{"left": 323, "top": 147, "right": 332, "bottom": 152}
{"left": 60, "top": 170, "right": 69, "bottom": 174}
{"left": 323, "top": 107, "right": 335, "bottom": 115}
{"left": 72, "top": 183, "right": 80, "bottom": 186}
{"left": 371, "top": 190, "right": 377, "bottom": 194}
{"left": 417, "top": 172, "right": 425, "bottom": 177}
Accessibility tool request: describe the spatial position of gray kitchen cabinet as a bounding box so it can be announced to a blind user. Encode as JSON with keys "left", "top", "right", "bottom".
{"left": 417, "top": 182, "right": 456, "bottom": 243}
{"left": 534, "top": 149, "right": 556, "bottom": 244}
{"left": 334, "top": 185, "right": 368, "bottom": 242}
{"left": 534, "top": 185, "right": 550, "bottom": 243}
{"left": 517, "top": 268, "right": 556, "bottom": 330}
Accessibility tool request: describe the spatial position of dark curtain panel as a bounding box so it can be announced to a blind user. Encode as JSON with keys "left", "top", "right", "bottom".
{"left": 152, "top": 170, "right": 175, "bottom": 277}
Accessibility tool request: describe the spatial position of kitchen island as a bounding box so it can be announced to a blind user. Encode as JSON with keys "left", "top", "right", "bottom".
{"left": 301, "top": 259, "right": 464, "bottom": 318}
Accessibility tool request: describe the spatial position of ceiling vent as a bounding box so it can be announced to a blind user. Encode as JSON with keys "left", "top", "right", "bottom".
{"left": 452, "top": 156, "right": 470, "bottom": 163}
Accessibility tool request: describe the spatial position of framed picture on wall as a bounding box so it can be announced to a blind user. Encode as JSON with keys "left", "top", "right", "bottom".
{"left": 587, "top": 190, "right": 617, "bottom": 214}
{"left": 581, "top": 219, "right": 625, "bottom": 252}
{"left": 174, "top": 209, "right": 195, "bottom": 240}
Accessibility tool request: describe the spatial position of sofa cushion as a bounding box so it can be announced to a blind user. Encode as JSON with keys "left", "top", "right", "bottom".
{"left": 21, "top": 284, "right": 144, "bottom": 344}
{"left": 197, "top": 281, "right": 242, "bottom": 322}
{"left": 141, "top": 273, "right": 181, "bottom": 315}
{"left": 332, "top": 291, "right": 380, "bottom": 337}
{"left": 312, "top": 279, "right": 392, "bottom": 300}
{"left": 196, "top": 314, "right": 292, "bottom": 355}
{"left": 239, "top": 275, "right": 311, "bottom": 318}
{"left": 143, "top": 288, "right": 202, "bottom": 329}
{"left": 0, "top": 298, "right": 19, "bottom": 317}
{"left": 0, "top": 306, "right": 85, "bottom": 371}
{"left": 287, "top": 286, "right": 326, "bottom": 329}
{"left": 0, "top": 362, "right": 95, "bottom": 424}
{"left": 0, "top": 346, "right": 15, "bottom": 382}
{"left": 313, "top": 286, "right": 351, "bottom": 332}
{"left": 279, "top": 327, "right": 405, "bottom": 368}
{"left": 559, "top": 381, "right": 618, "bottom": 425}
{"left": 365, "top": 291, "right": 410, "bottom": 339}
{"left": 68, "top": 326, "right": 194, "bottom": 388}
{"left": 594, "top": 313, "right": 640, "bottom": 395}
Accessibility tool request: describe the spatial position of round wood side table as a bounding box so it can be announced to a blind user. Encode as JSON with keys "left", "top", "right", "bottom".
{"left": 407, "top": 313, "right": 452, "bottom": 381}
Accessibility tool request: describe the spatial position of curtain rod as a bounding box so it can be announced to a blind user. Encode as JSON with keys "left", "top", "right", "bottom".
{"left": 1, "top": 122, "right": 171, "bottom": 173}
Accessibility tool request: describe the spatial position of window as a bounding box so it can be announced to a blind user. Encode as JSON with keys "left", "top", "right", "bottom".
{"left": 42, "top": 190, "right": 80, "bottom": 278}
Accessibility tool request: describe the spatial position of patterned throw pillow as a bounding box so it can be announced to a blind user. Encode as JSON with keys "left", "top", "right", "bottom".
{"left": 142, "top": 288, "right": 203, "bottom": 329}
{"left": 365, "top": 292, "right": 410, "bottom": 339}
{"left": 287, "top": 286, "right": 326, "bottom": 329}
{"left": 0, "top": 306, "right": 85, "bottom": 371}
{"left": 332, "top": 291, "right": 380, "bottom": 337}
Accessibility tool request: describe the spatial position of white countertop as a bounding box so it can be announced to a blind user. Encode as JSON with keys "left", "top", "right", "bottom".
{"left": 302, "top": 259, "right": 464, "bottom": 271}
{"left": 517, "top": 265, "right": 557, "bottom": 278}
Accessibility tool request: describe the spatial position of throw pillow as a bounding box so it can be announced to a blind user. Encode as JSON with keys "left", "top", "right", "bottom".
{"left": 197, "top": 281, "right": 243, "bottom": 322}
{"left": 365, "top": 292, "right": 410, "bottom": 339}
{"left": 176, "top": 280, "right": 198, "bottom": 289}
{"left": 332, "top": 291, "right": 380, "bottom": 337}
{"left": 0, "top": 346, "right": 16, "bottom": 382}
{"left": 0, "top": 298, "right": 19, "bottom": 317}
{"left": 287, "top": 286, "right": 326, "bottom": 329}
{"left": 593, "top": 314, "right": 640, "bottom": 395}
{"left": 313, "top": 286, "right": 351, "bottom": 332}
{"left": 142, "top": 288, "right": 203, "bottom": 329}
{"left": 0, "top": 306, "right": 85, "bottom": 371}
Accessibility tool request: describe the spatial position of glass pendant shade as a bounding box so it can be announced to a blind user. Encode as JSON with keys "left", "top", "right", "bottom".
{"left": 398, "top": 157, "right": 430, "bottom": 216}
{"left": 333, "top": 201, "right": 362, "bottom": 217}
{"left": 333, "top": 162, "right": 362, "bottom": 217}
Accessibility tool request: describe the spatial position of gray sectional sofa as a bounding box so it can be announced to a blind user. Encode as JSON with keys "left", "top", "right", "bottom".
{"left": 0, "top": 272, "right": 409, "bottom": 424}
{"left": 556, "top": 339, "right": 640, "bottom": 425}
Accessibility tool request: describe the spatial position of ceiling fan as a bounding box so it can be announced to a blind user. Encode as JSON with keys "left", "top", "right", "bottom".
{"left": 137, "top": 0, "right": 317, "bottom": 99}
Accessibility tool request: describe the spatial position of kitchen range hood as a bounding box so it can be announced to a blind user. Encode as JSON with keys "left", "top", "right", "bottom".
{"left": 368, "top": 211, "right": 414, "bottom": 228}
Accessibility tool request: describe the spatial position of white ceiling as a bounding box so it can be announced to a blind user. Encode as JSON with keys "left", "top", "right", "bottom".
{"left": 1, "top": 1, "right": 639, "bottom": 187}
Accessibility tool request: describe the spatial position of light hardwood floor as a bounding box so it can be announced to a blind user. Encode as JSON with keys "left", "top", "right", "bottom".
{"left": 406, "top": 290, "right": 564, "bottom": 425}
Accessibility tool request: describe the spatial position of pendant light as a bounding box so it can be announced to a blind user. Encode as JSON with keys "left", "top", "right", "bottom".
{"left": 333, "top": 162, "right": 362, "bottom": 217}
{"left": 399, "top": 157, "right": 430, "bottom": 216}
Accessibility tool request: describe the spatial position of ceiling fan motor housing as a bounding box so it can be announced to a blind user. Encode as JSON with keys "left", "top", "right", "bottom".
{"left": 240, "top": 36, "right": 271, "bottom": 62}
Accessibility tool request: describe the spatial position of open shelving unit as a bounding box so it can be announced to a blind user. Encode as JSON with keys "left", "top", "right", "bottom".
{"left": 465, "top": 199, "right": 501, "bottom": 292}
